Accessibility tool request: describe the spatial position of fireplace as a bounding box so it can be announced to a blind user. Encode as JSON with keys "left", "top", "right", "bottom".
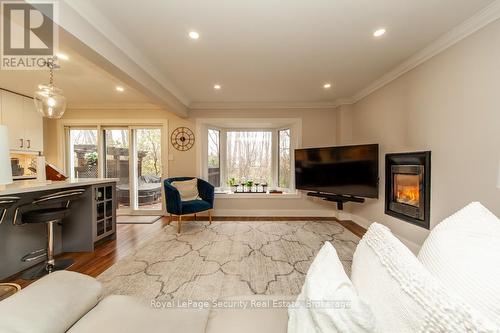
{"left": 385, "top": 151, "right": 431, "bottom": 229}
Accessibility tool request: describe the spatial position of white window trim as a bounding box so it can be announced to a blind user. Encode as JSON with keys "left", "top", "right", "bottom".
{"left": 58, "top": 118, "right": 169, "bottom": 179}
{"left": 58, "top": 118, "right": 169, "bottom": 216}
{"left": 196, "top": 118, "right": 302, "bottom": 196}
{"left": 277, "top": 127, "right": 293, "bottom": 191}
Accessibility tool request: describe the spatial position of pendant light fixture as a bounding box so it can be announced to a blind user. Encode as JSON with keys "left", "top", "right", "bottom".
{"left": 34, "top": 57, "right": 67, "bottom": 119}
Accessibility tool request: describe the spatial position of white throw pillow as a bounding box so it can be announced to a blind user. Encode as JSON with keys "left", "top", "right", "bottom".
{"left": 351, "top": 222, "right": 497, "bottom": 333}
{"left": 288, "top": 242, "right": 377, "bottom": 333}
{"left": 171, "top": 178, "right": 200, "bottom": 201}
{"left": 418, "top": 202, "right": 500, "bottom": 326}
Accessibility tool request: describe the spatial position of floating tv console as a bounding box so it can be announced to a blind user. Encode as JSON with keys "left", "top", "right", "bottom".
{"left": 307, "top": 192, "right": 365, "bottom": 210}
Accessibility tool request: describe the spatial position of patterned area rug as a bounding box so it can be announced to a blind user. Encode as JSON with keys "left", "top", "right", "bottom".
{"left": 98, "top": 220, "right": 360, "bottom": 300}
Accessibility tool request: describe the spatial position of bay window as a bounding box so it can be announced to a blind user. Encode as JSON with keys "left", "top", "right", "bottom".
{"left": 202, "top": 121, "right": 299, "bottom": 193}
{"left": 208, "top": 129, "right": 221, "bottom": 187}
{"left": 278, "top": 128, "right": 291, "bottom": 188}
{"left": 226, "top": 131, "right": 273, "bottom": 185}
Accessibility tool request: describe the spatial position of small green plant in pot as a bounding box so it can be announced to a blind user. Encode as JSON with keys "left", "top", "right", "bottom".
{"left": 227, "top": 178, "right": 237, "bottom": 192}
{"left": 245, "top": 180, "right": 254, "bottom": 192}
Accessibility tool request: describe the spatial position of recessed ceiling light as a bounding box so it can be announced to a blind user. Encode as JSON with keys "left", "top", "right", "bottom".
{"left": 213, "top": 84, "right": 221, "bottom": 90}
{"left": 56, "top": 52, "right": 69, "bottom": 61}
{"left": 115, "top": 86, "right": 125, "bottom": 92}
{"left": 323, "top": 83, "right": 332, "bottom": 89}
{"left": 373, "top": 28, "right": 386, "bottom": 37}
{"left": 189, "top": 31, "right": 200, "bottom": 40}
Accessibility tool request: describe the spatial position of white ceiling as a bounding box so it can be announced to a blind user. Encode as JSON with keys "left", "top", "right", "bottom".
{"left": 0, "top": 47, "right": 150, "bottom": 106}
{"left": 74, "top": 0, "right": 494, "bottom": 105}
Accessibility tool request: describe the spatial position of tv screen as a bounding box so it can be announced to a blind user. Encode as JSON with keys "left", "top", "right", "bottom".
{"left": 295, "top": 144, "right": 379, "bottom": 198}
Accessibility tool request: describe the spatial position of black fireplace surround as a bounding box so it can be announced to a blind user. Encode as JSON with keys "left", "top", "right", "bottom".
{"left": 385, "top": 151, "right": 431, "bottom": 229}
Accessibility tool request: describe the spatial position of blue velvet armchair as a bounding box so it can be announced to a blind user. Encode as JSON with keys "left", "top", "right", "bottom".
{"left": 164, "top": 177, "right": 215, "bottom": 233}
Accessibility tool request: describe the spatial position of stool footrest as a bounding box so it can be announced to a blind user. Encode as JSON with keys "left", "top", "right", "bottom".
{"left": 21, "top": 249, "right": 46, "bottom": 262}
{"left": 20, "top": 259, "right": 75, "bottom": 280}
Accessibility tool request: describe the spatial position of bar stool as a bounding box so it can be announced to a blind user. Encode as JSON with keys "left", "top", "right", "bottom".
{"left": 0, "top": 196, "right": 20, "bottom": 224}
{"left": 13, "top": 189, "right": 85, "bottom": 279}
{"left": 0, "top": 196, "right": 22, "bottom": 295}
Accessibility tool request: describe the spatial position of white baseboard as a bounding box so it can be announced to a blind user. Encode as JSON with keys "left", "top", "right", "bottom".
{"left": 212, "top": 209, "right": 355, "bottom": 221}
{"left": 212, "top": 209, "right": 337, "bottom": 217}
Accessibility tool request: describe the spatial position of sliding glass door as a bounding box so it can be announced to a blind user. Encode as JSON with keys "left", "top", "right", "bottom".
{"left": 66, "top": 125, "right": 164, "bottom": 215}
{"left": 103, "top": 128, "right": 130, "bottom": 211}
{"left": 135, "top": 128, "right": 163, "bottom": 210}
{"left": 67, "top": 128, "right": 98, "bottom": 179}
{"left": 103, "top": 127, "right": 163, "bottom": 214}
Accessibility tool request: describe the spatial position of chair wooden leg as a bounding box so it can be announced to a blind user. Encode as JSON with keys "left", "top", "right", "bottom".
{"left": 209, "top": 210, "right": 212, "bottom": 225}
{"left": 167, "top": 214, "right": 172, "bottom": 225}
{"left": 177, "top": 215, "right": 182, "bottom": 234}
{"left": 194, "top": 214, "right": 197, "bottom": 221}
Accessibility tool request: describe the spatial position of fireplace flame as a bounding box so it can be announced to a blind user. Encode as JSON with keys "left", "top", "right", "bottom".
{"left": 396, "top": 186, "right": 420, "bottom": 206}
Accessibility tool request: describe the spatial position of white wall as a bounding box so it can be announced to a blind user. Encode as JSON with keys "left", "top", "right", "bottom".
{"left": 189, "top": 108, "right": 341, "bottom": 216}
{"left": 46, "top": 106, "right": 342, "bottom": 216}
{"left": 345, "top": 18, "right": 500, "bottom": 251}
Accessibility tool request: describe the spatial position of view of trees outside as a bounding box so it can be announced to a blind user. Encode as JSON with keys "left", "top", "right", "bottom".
{"left": 226, "top": 131, "right": 272, "bottom": 184}
{"left": 208, "top": 129, "right": 220, "bottom": 187}
{"left": 278, "top": 129, "right": 291, "bottom": 188}
{"left": 69, "top": 128, "right": 162, "bottom": 210}
{"left": 104, "top": 129, "right": 162, "bottom": 178}
{"left": 137, "top": 129, "right": 162, "bottom": 177}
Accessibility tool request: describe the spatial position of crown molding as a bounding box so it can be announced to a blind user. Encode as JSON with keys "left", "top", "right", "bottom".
{"left": 349, "top": 0, "right": 500, "bottom": 104}
{"left": 189, "top": 101, "right": 340, "bottom": 111}
{"left": 333, "top": 98, "right": 356, "bottom": 106}
{"left": 67, "top": 103, "right": 164, "bottom": 111}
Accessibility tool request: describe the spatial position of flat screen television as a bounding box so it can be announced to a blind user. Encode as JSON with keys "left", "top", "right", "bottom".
{"left": 295, "top": 144, "right": 379, "bottom": 198}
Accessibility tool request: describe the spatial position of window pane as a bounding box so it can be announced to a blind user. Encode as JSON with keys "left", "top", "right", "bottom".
{"left": 208, "top": 129, "right": 220, "bottom": 187}
{"left": 226, "top": 131, "right": 272, "bottom": 185}
{"left": 104, "top": 129, "right": 130, "bottom": 209}
{"left": 278, "top": 129, "right": 291, "bottom": 188}
{"left": 136, "top": 129, "right": 162, "bottom": 210}
{"left": 70, "top": 129, "right": 98, "bottom": 179}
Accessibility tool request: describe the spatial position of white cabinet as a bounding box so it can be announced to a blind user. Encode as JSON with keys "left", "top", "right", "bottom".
{"left": 0, "top": 90, "right": 43, "bottom": 152}
{"left": 23, "top": 97, "right": 43, "bottom": 152}
{"left": 1, "top": 90, "right": 24, "bottom": 150}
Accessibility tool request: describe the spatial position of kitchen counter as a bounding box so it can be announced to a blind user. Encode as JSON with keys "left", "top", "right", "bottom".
{"left": 0, "top": 179, "right": 118, "bottom": 280}
{"left": 0, "top": 178, "right": 119, "bottom": 196}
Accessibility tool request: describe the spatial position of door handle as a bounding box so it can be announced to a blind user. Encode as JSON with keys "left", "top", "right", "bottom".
{"left": 19, "top": 139, "right": 24, "bottom": 148}
{"left": 26, "top": 139, "right": 31, "bottom": 149}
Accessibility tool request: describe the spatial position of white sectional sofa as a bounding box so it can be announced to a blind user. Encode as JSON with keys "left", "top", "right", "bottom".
{"left": 0, "top": 202, "right": 498, "bottom": 333}
{"left": 0, "top": 271, "right": 290, "bottom": 333}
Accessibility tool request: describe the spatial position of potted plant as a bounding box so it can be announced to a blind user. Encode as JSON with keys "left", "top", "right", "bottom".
{"left": 85, "top": 151, "right": 98, "bottom": 166}
{"left": 245, "top": 180, "right": 254, "bottom": 192}
{"left": 227, "top": 178, "right": 237, "bottom": 193}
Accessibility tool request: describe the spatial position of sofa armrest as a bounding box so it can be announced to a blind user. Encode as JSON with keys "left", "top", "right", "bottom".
{"left": 0, "top": 271, "right": 102, "bottom": 333}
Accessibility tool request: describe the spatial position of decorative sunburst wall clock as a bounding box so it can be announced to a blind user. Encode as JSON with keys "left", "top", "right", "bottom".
{"left": 171, "top": 127, "right": 195, "bottom": 151}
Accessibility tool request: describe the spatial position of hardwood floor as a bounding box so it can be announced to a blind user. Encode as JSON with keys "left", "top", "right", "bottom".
{"left": 3, "top": 216, "right": 366, "bottom": 289}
